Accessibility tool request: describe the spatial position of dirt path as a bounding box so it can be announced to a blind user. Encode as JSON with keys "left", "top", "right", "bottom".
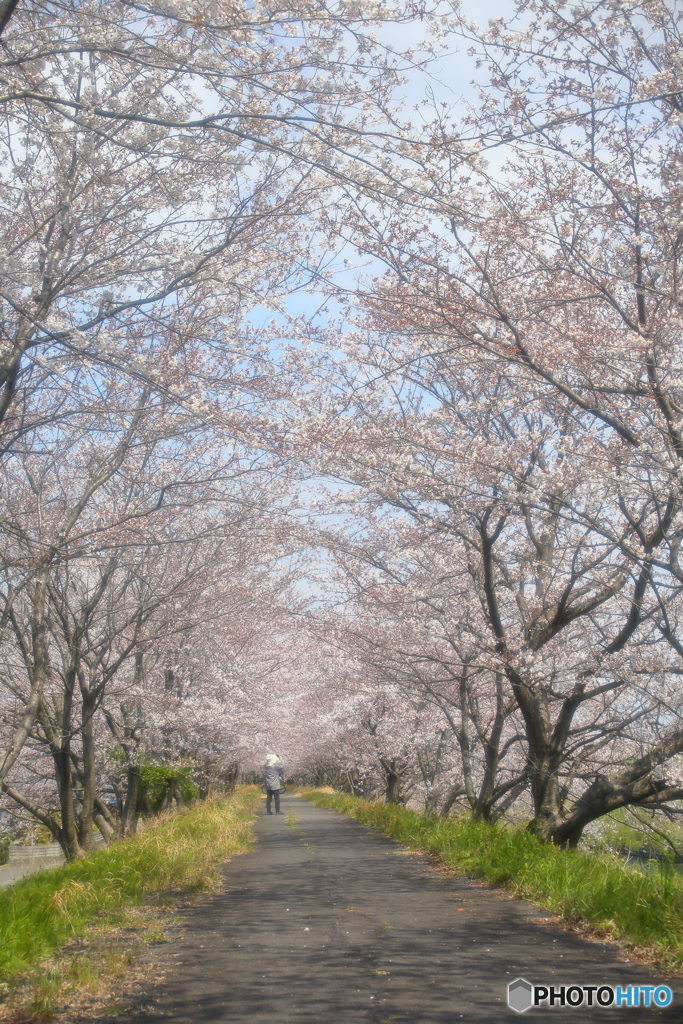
{"left": 127, "top": 794, "right": 680, "bottom": 1022}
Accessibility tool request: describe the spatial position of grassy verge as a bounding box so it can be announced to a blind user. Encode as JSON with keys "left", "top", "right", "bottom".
{"left": 0, "top": 787, "right": 260, "bottom": 1019}
{"left": 301, "top": 789, "right": 683, "bottom": 972}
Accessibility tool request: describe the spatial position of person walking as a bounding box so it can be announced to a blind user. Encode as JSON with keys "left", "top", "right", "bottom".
{"left": 264, "top": 753, "right": 284, "bottom": 814}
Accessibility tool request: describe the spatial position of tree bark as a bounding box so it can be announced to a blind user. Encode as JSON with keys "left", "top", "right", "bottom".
{"left": 438, "top": 783, "right": 466, "bottom": 819}
{"left": 381, "top": 758, "right": 408, "bottom": 804}
{"left": 547, "top": 729, "right": 683, "bottom": 848}
{"left": 78, "top": 685, "right": 99, "bottom": 850}
{"left": 0, "top": 568, "right": 51, "bottom": 784}
{"left": 0, "top": 0, "right": 19, "bottom": 36}
{"left": 121, "top": 764, "right": 140, "bottom": 836}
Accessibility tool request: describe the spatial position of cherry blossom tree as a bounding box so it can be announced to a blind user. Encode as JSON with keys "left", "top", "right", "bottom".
{"left": 284, "top": 0, "right": 683, "bottom": 845}
{"left": 0, "top": 356, "right": 304, "bottom": 856}
{"left": 5, "top": 1, "right": 683, "bottom": 857}
{"left": 302, "top": 509, "right": 526, "bottom": 819}
{"left": 0, "top": 0, "right": 447, "bottom": 438}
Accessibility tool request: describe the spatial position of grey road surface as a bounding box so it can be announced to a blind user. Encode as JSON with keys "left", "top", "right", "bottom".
{"left": 129, "top": 794, "right": 681, "bottom": 1023}
{"left": 0, "top": 849, "right": 65, "bottom": 887}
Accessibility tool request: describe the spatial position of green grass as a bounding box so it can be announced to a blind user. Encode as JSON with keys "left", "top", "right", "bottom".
{"left": 301, "top": 790, "right": 683, "bottom": 971}
{"left": 0, "top": 787, "right": 260, "bottom": 983}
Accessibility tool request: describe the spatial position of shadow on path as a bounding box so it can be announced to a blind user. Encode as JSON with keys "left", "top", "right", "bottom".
{"left": 126, "top": 794, "right": 681, "bottom": 1023}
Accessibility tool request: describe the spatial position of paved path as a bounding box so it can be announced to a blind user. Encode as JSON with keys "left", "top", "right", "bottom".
{"left": 0, "top": 850, "right": 65, "bottom": 887}
{"left": 131, "top": 794, "right": 680, "bottom": 1023}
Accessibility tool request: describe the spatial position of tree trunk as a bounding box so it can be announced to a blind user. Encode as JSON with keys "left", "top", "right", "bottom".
{"left": 0, "top": 0, "right": 21, "bottom": 37}
{"left": 345, "top": 768, "right": 364, "bottom": 797}
{"left": 547, "top": 731, "right": 683, "bottom": 847}
{"left": 48, "top": 659, "right": 85, "bottom": 861}
{"left": 438, "top": 783, "right": 466, "bottom": 819}
{"left": 472, "top": 672, "right": 509, "bottom": 822}
{"left": 383, "top": 761, "right": 401, "bottom": 804}
{"left": 505, "top": 664, "right": 580, "bottom": 839}
{"left": 94, "top": 809, "right": 116, "bottom": 844}
{"left": 172, "top": 784, "right": 187, "bottom": 808}
{"left": 121, "top": 764, "right": 140, "bottom": 836}
{"left": 52, "top": 746, "right": 85, "bottom": 860}
{"left": 424, "top": 786, "right": 440, "bottom": 817}
{"left": 0, "top": 569, "right": 51, "bottom": 784}
{"left": 78, "top": 687, "right": 98, "bottom": 851}
{"left": 0, "top": 779, "right": 63, "bottom": 844}
{"left": 159, "top": 786, "right": 175, "bottom": 813}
